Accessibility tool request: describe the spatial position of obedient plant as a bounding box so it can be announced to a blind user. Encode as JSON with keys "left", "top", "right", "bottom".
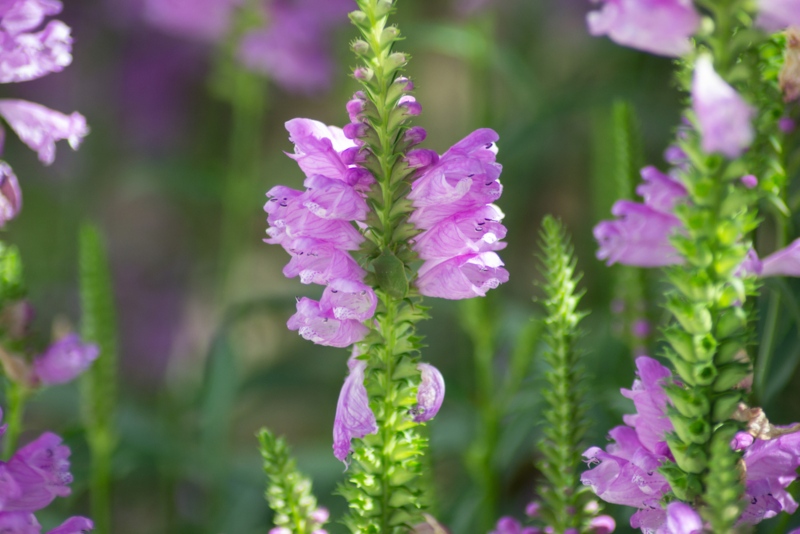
{"left": 262, "top": 0, "right": 507, "bottom": 529}
{"left": 589, "top": 0, "right": 800, "bottom": 531}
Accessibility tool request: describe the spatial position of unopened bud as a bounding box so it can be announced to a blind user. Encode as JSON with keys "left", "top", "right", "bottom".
{"left": 352, "top": 39, "right": 370, "bottom": 56}
{"left": 353, "top": 67, "right": 373, "bottom": 81}
{"left": 740, "top": 174, "right": 758, "bottom": 188}
{"left": 380, "top": 26, "right": 401, "bottom": 48}
{"left": 374, "top": 0, "right": 393, "bottom": 18}
{"left": 348, "top": 10, "right": 368, "bottom": 25}
{"left": 385, "top": 52, "right": 408, "bottom": 71}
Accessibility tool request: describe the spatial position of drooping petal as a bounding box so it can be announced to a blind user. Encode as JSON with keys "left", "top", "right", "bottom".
{"left": 4, "top": 432, "right": 72, "bottom": 512}
{"left": 586, "top": 0, "right": 700, "bottom": 57}
{"left": 0, "top": 464, "right": 21, "bottom": 508}
{"left": 692, "top": 56, "right": 755, "bottom": 158}
{"left": 665, "top": 502, "right": 703, "bottom": 534}
{"left": 45, "top": 517, "right": 94, "bottom": 534}
{"left": 0, "top": 512, "right": 40, "bottom": 534}
{"left": 287, "top": 297, "right": 369, "bottom": 348}
{"left": 32, "top": 333, "right": 99, "bottom": 385}
{"left": 413, "top": 363, "right": 445, "bottom": 423}
{"left": 594, "top": 200, "right": 682, "bottom": 267}
{"left": 0, "top": 20, "right": 72, "bottom": 83}
{"left": 333, "top": 357, "right": 377, "bottom": 463}
{"left": 319, "top": 278, "right": 377, "bottom": 322}
{"left": 759, "top": 238, "right": 800, "bottom": 277}
{"left": 0, "top": 100, "right": 87, "bottom": 165}
{"left": 756, "top": 0, "right": 800, "bottom": 32}
{"left": 415, "top": 252, "right": 509, "bottom": 300}
{"left": 589, "top": 515, "right": 616, "bottom": 534}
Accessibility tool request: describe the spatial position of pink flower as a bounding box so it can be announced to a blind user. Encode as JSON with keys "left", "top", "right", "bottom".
{"left": 0, "top": 100, "right": 88, "bottom": 165}
{"left": 32, "top": 333, "right": 99, "bottom": 386}
{"left": 586, "top": 0, "right": 700, "bottom": 57}
{"left": 413, "top": 204, "right": 507, "bottom": 261}
{"left": 413, "top": 363, "right": 445, "bottom": 423}
{"left": 287, "top": 297, "right": 369, "bottom": 348}
{"left": 333, "top": 356, "right": 377, "bottom": 463}
{"left": 665, "top": 502, "right": 703, "bottom": 533}
{"left": 692, "top": 56, "right": 755, "bottom": 158}
{"left": 4, "top": 432, "right": 72, "bottom": 512}
{"left": 0, "top": 162, "right": 21, "bottom": 227}
{"left": 46, "top": 516, "right": 94, "bottom": 534}
{"left": 415, "top": 252, "right": 509, "bottom": 300}
{"left": 0, "top": 16, "right": 72, "bottom": 83}
{"left": 319, "top": 278, "right": 377, "bottom": 322}
{"left": 281, "top": 238, "right": 364, "bottom": 285}
{"left": 594, "top": 166, "right": 686, "bottom": 267}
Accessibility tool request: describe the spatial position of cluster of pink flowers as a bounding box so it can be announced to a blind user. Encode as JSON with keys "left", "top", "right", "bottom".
{"left": 0, "top": 0, "right": 88, "bottom": 227}
{"left": 144, "top": 0, "right": 352, "bottom": 93}
{"left": 265, "top": 118, "right": 377, "bottom": 348}
{"left": 407, "top": 129, "right": 509, "bottom": 299}
{"left": 582, "top": 357, "right": 800, "bottom": 531}
{"left": 0, "top": 409, "right": 92, "bottom": 533}
{"left": 489, "top": 501, "right": 615, "bottom": 534}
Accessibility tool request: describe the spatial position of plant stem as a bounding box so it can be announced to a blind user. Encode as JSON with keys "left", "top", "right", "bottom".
{"left": 3, "top": 381, "right": 28, "bottom": 459}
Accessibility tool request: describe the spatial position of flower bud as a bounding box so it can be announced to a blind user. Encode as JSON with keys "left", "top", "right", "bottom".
{"left": 712, "top": 391, "right": 742, "bottom": 422}
{"left": 375, "top": 0, "right": 393, "bottom": 18}
{"left": 398, "top": 95, "right": 421, "bottom": 116}
{"left": 353, "top": 67, "right": 373, "bottom": 81}
{"left": 403, "top": 126, "right": 427, "bottom": 147}
{"left": 666, "top": 295, "right": 712, "bottom": 335}
{"left": 379, "top": 26, "right": 400, "bottom": 48}
{"left": 741, "top": 174, "right": 758, "bottom": 188}
{"left": 670, "top": 411, "right": 711, "bottom": 444}
{"left": 351, "top": 39, "right": 370, "bottom": 56}
{"left": 0, "top": 163, "right": 21, "bottom": 227}
{"left": 385, "top": 52, "right": 407, "bottom": 71}
{"left": 712, "top": 362, "right": 750, "bottom": 392}
{"left": 666, "top": 434, "right": 708, "bottom": 474}
{"left": 348, "top": 10, "right": 368, "bottom": 25}
{"left": 343, "top": 122, "right": 369, "bottom": 140}
{"left": 665, "top": 384, "right": 711, "bottom": 418}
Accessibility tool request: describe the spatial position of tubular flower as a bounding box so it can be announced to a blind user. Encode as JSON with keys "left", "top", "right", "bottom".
{"left": 692, "top": 56, "right": 755, "bottom": 158}
{"left": 408, "top": 129, "right": 509, "bottom": 299}
{"left": 31, "top": 333, "right": 99, "bottom": 386}
{"left": 586, "top": 0, "right": 700, "bottom": 57}
{"left": 332, "top": 356, "right": 377, "bottom": 464}
{"left": 594, "top": 166, "right": 686, "bottom": 267}
{"left": 582, "top": 357, "right": 800, "bottom": 531}
{"left": 0, "top": 0, "right": 87, "bottom": 227}
{"left": 0, "top": 408, "right": 92, "bottom": 531}
{"left": 266, "top": 118, "right": 375, "bottom": 347}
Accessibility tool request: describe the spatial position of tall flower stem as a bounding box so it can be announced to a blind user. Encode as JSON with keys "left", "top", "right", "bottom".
{"left": 339, "top": 1, "right": 431, "bottom": 531}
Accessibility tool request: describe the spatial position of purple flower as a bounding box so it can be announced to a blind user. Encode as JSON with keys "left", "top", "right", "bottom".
{"left": 46, "top": 516, "right": 94, "bottom": 534}
{"left": 757, "top": 239, "right": 800, "bottom": 277}
{"left": 741, "top": 174, "right": 758, "bottom": 189}
{"left": 756, "top": 0, "right": 800, "bottom": 32}
{"left": 4, "top": 432, "right": 72, "bottom": 512}
{"left": 586, "top": 0, "right": 700, "bottom": 57}
{"left": 581, "top": 357, "right": 673, "bottom": 510}
{"left": 333, "top": 356, "right": 377, "bottom": 463}
{"left": 665, "top": 502, "right": 703, "bottom": 533}
{"left": 32, "top": 333, "right": 99, "bottom": 386}
{"left": 281, "top": 238, "right": 365, "bottom": 285}
{"left": 414, "top": 204, "right": 507, "bottom": 261}
{"left": 287, "top": 297, "right": 369, "bottom": 348}
{"left": 319, "top": 278, "right": 376, "bottom": 322}
{"left": 0, "top": 512, "right": 39, "bottom": 533}
{"left": 489, "top": 517, "right": 540, "bottom": 534}
{"left": 413, "top": 363, "right": 445, "bottom": 423}
{"left": 416, "top": 252, "right": 509, "bottom": 300}
{"left": 0, "top": 162, "right": 21, "bottom": 227}
{"left": 692, "top": 56, "right": 755, "bottom": 158}
{"left": 143, "top": 0, "right": 236, "bottom": 42}
{"left": 0, "top": 5, "right": 72, "bottom": 84}
{"left": 594, "top": 166, "right": 686, "bottom": 267}
{"left": 589, "top": 515, "right": 616, "bottom": 534}
{"left": 0, "top": 100, "right": 88, "bottom": 165}
{"left": 284, "top": 118, "right": 363, "bottom": 184}
{"left": 237, "top": 0, "right": 351, "bottom": 93}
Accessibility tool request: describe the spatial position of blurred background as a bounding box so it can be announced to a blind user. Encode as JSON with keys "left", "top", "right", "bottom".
{"left": 9, "top": 0, "right": 800, "bottom": 532}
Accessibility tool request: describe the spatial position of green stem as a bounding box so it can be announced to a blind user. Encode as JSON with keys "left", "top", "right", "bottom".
{"left": 3, "top": 381, "right": 28, "bottom": 459}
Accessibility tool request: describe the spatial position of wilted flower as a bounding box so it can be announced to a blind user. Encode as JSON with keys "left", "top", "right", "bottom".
{"left": 0, "top": 100, "right": 88, "bottom": 166}
{"left": 692, "top": 56, "right": 755, "bottom": 158}
{"left": 333, "top": 356, "right": 378, "bottom": 463}
{"left": 586, "top": 0, "right": 700, "bottom": 57}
